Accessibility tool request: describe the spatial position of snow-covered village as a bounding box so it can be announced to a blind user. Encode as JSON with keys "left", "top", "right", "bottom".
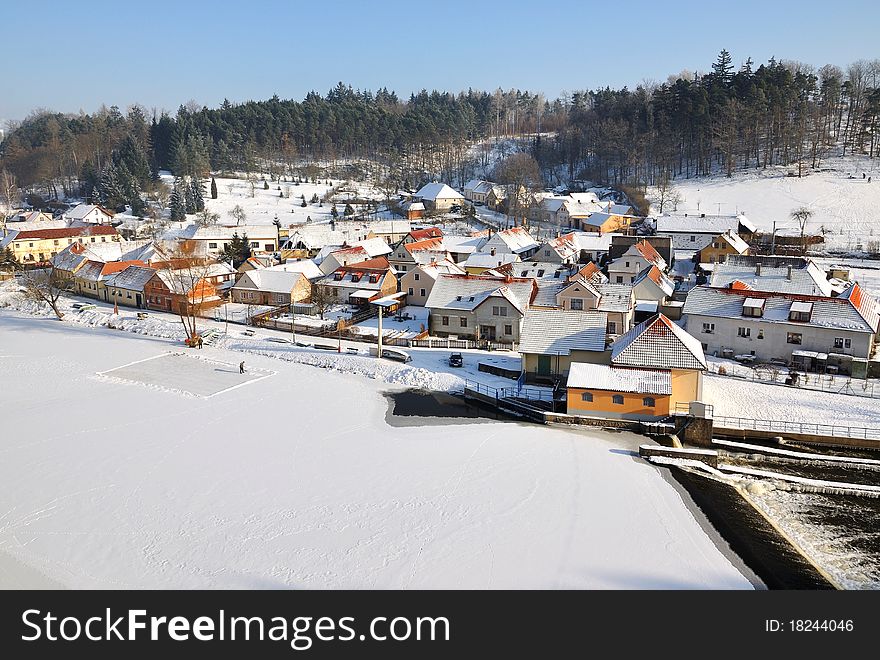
{"left": 2, "top": 5, "right": 880, "bottom": 611}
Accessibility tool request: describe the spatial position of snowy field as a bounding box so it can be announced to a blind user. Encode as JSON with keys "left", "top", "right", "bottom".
{"left": 657, "top": 155, "right": 880, "bottom": 253}
{"left": 0, "top": 308, "right": 754, "bottom": 589}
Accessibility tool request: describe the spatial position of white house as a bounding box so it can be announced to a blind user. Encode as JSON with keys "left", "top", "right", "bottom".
{"left": 399, "top": 259, "right": 465, "bottom": 306}
{"left": 64, "top": 204, "right": 115, "bottom": 226}
{"left": 479, "top": 227, "right": 540, "bottom": 260}
{"left": 656, "top": 213, "right": 757, "bottom": 250}
{"left": 414, "top": 182, "right": 465, "bottom": 212}
{"left": 607, "top": 240, "right": 668, "bottom": 285}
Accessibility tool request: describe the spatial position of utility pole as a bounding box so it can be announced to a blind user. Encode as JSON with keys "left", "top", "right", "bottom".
{"left": 377, "top": 305, "right": 383, "bottom": 358}
{"left": 771, "top": 220, "right": 778, "bottom": 255}
{"left": 290, "top": 293, "right": 296, "bottom": 345}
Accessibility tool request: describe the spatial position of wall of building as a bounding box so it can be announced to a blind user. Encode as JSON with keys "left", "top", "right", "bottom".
{"left": 522, "top": 349, "right": 608, "bottom": 378}
{"left": 670, "top": 369, "right": 702, "bottom": 408}
{"left": 683, "top": 313, "right": 873, "bottom": 361}
{"left": 566, "top": 388, "right": 670, "bottom": 420}
{"left": 400, "top": 270, "right": 433, "bottom": 306}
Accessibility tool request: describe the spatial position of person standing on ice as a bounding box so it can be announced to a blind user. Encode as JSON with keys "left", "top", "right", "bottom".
{"left": 239, "top": 361, "right": 245, "bottom": 374}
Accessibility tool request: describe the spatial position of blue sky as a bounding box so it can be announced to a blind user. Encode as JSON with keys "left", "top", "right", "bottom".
{"left": 2, "top": 0, "right": 877, "bottom": 121}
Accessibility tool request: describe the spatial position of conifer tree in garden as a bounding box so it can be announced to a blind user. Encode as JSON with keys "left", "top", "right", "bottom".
{"left": 210, "top": 176, "right": 218, "bottom": 199}
{"left": 170, "top": 179, "right": 187, "bottom": 221}
{"left": 190, "top": 178, "right": 205, "bottom": 212}
{"left": 184, "top": 180, "right": 196, "bottom": 214}
{"left": 331, "top": 203, "right": 338, "bottom": 218}
{"left": 344, "top": 203, "right": 354, "bottom": 216}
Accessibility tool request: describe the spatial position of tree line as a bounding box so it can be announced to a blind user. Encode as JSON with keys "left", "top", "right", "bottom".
{"left": 2, "top": 54, "right": 878, "bottom": 212}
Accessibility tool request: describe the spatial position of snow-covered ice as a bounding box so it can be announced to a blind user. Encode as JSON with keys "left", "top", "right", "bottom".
{"left": 0, "top": 308, "right": 753, "bottom": 589}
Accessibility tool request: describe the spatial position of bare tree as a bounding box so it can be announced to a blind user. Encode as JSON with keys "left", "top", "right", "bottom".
{"left": 1, "top": 168, "right": 19, "bottom": 220}
{"left": 653, "top": 171, "right": 680, "bottom": 214}
{"left": 21, "top": 265, "right": 70, "bottom": 319}
{"left": 229, "top": 204, "right": 246, "bottom": 226}
{"left": 311, "top": 283, "right": 334, "bottom": 320}
{"left": 791, "top": 207, "right": 813, "bottom": 255}
{"left": 493, "top": 153, "right": 543, "bottom": 227}
{"left": 196, "top": 208, "right": 220, "bottom": 227}
{"left": 164, "top": 240, "right": 216, "bottom": 342}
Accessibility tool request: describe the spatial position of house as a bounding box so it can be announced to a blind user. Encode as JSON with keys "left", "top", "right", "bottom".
{"left": 579, "top": 211, "right": 637, "bottom": 234}
{"left": 63, "top": 204, "right": 115, "bottom": 225}
{"left": 556, "top": 279, "right": 634, "bottom": 336}
{"left": 512, "top": 262, "right": 580, "bottom": 307}
{"left": 103, "top": 265, "right": 158, "bottom": 308}
{"left": 442, "top": 233, "right": 488, "bottom": 263}
{"left": 281, "top": 225, "right": 371, "bottom": 257}
{"left": 632, "top": 265, "right": 675, "bottom": 303}
{"left": 575, "top": 262, "right": 608, "bottom": 285}
{"left": 403, "top": 227, "right": 443, "bottom": 244}
{"left": 609, "top": 235, "right": 674, "bottom": 268}
{"left": 708, "top": 255, "right": 833, "bottom": 297}
{"left": 697, "top": 230, "right": 750, "bottom": 264}
{"left": 424, "top": 273, "right": 536, "bottom": 342}
{"left": 389, "top": 237, "right": 447, "bottom": 274}
{"left": 538, "top": 197, "right": 570, "bottom": 225}
{"left": 265, "top": 259, "right": 324, "bottom": 281}
{"left": 682, "top": 284, "right": 879, "bottom": 374}
{"left": 144, "top": 268, "right": 223, "bottom": 315}
{"left": 317, "top": 246, "right": 373, "bottom": 275}
{"left": 519, "top": 309, "right": 608, "bottom": 383}
{"left": 316, "top": 257, "right": 397, "bottom": 306}
{"left": 461, "top": 251, "right": 521, "bottom": 275}
{"left": 365, "top": 220, "right": 411, "bottom": 245}
{"left": 231, "top": 269, "right": 312, "bottom": 307}
{"left": 413, "top": 183, "right": 465, "bottom": 213}
{"left": 399, "top": 259, "right": 466, "bottom": 306}
{"left": 607, "top": 240, "right": 668, "bottom": 285}
{"left": 401, "top": 200, "right": 425, "bottom": 220}
{"left": 463, "top": 180, "right": 494, "bottom": 204}
{"left": 485, "top": 185, "right": 508, "bottom": 212}
{"left": 179, "top": 225, "right": 280, "bottom": 256}
{"left": 479, "top": 227, "right": 540, "bottom": 260}
{"left": 566, "top": 315, "right": 707, "bottom": 421}
{"left": 655, "top": 213, "right": 757, "bottom": 250}
{"left": 237, "top": 254, "right": 279, "bottom": 273}
{"left": 535, "top": 233, "right": 580, "bottom": 264}
{"left": 52, "top": 239, "right": 161, "bottom": 283}
{"left": 73, "top": 259, "right": 148, "bottom": 301}
{"left": 1, "top": 225, "right": 120, "bottom": 264}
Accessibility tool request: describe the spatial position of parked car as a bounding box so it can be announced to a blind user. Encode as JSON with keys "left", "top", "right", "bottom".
{"left": 265, "top": 337, "right": 290, "bottom": 344}
{"left": 768, "top": 357, "right": 788, "bottom": 367}
{"left": 380, "top": 347, "right": 412, "bottom": 363}
{"left": 733, "top": 354, "right": 756, "bottom": 365}
{"left": 448, "top": 352, "right": 463, "bottom": 367}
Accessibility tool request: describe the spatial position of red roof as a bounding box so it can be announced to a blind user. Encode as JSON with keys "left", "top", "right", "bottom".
{"left": 338, "top": 256, "right": 390, "bottom": 272}
{"left": 577, "top": 262, "right": 600, "bottom": 279}
{"left": 405, "top": 237, "right": 444, "bottom": 254}
{"left": 729, "top": 279, "right": 754, "bottom": 291}
{"left": 409, "top": 227, "right": 443, "bottom": 241}
{"left": 634, "top": 240, "right": 663, "bottom": 265}
{"left": 12, "top": 225, "right": 118, "bottom": 241}
{"left": 101, "top": 260, "right": 147, "bottom": 276}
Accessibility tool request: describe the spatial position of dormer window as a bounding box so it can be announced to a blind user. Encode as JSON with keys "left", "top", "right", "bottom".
{"left": 351, "top": 274, "right": 361, "bottom": 283}
{"left": 369, "top": 273, "right": 379, "bottom": 283}
{"left": 334, "top": 272, "right": 343, "bottom": 281}
{"left": 789, "top": 301, "right": 813, "bottom": 323}
{"left": 742, "top": 298, "right": 765, "bottom": 318}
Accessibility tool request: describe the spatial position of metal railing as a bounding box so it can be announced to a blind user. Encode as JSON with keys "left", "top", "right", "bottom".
{"left": 712, "top": 415, "right": 880, "bottom": 441}
{"left": 707, "top": 364, "right": 880, "bottom": 400}
{"left": 463, "top": 379, "right": 555, "bottom": 402}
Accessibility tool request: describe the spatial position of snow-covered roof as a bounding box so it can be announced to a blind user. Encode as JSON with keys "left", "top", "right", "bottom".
{"left": 413, "top": 259, "right": 466, "bottom": 280}
{"left": 414, "top": 182, "right": 464, "bottom": 202}
{"left": 706, "top": 230, "right": 750, "bottom": 254}
{"left": 595, "top": 283, "right": 634, "bottom": 313}
{"left": 569, "top": 232, "right": 614, "bottom": 253}
{"left": 538, "top": 234, "right": 579, "bottom": 261}
{"left": 519, "top": 309, "right": 607, "bottom": 355}
{"left": 464, "top": 180, "right": 494, "bottom": 195}
{"left": 656, "top": 214, "right": 754, "bottom": 235}
{"left": 462, "top": 252, "right": 521, "bottom": 269}
{"left": 234, "top": 269, "right": 305, "bottom": 294}
{"left": 179, "top": 224, "right": 279, "bottom": 240}
{"left": 269, "top": 259, "right": 324, "bottom": 280}
{"left": 633, "top": 265, "right": 675, "bottom": 298}
{"left": 567, "top": 362, "right": 672, "bottom": 395}
{"left": 683, "top": 286, "right": 879, "bottom": 334}
{"left": 354, "top": 237, "right": 393, "bottom": 258}
{"left": 709, "top": 256, "right": 833, "bottom": 297}
{"left": 483, "top": 227, "right": 540, "bottom": 255}
{"left": 442, "top": 234, "right": 487, "bottom": 255}
{"left": 611, "top": 315, "right": 707, "bottom": 370}
{"left": 104, "top": 266, "right": 157, "bottom": 292}
{"left": 514, "top": 262, "right": 576, "bottom": 281}
{"left": 425, "top": 274, "right": 534, "bottom": 314}
{"left": 64, "top": 204, "right": 114, "bottom": 220}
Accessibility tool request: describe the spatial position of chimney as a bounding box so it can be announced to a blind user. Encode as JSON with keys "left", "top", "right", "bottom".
{"left": 786, "top": 265, "right": 792, "bottom": 281}
{"left": 756, "top": 263, "right": 762, "bottom": 276}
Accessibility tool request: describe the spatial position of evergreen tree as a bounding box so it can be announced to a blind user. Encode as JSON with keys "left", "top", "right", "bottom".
{"left": 344, "top": 203, "right": 354, "bottom": 216}
{"left": 184, "top": 180, "right": 196, "bottom": 214}
{"left": 301, "top": 199, "right": 307, "bottom": 207}
{"left": 263, "top": 180, "right": 269, "bottom": 190}
{"left": 713, "top": 49, "right": 734, "bottom": 83}
{"left": 170, "top": 178, "right": 187, "bottom": 220}
{"left": 210, "top": 176, "right": 218, "bottom": 199}
{"left": 190, "top": 178, "right": 205, "bottom": 211}
{"left": 331, "top": 203, "right": 338, "bottom": 218}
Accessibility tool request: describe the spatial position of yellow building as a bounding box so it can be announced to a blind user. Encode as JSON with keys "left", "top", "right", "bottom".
{"left": 1, "top": 226, "right": 120, "bottom": 265}
{"left": 566, "top": 314, "right": 706, "bottom": 421}
{"left": 697, "top": 230, "right": 750, "bottom": 264}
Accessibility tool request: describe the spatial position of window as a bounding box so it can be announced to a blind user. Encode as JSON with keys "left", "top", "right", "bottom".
{"left": 545, "top": 250, "right": 553, "bottom": 257}
{"left": 570, "top": 298, "right": 584, "bottom": 311}
{"left": 737, "top": 327, "right": 751, "bottom": 338}
{"left": 607, "top": 321, "right": 617, "bottom": 334}
{"left": 504, "top": 324, "right": 513, "bottom": 335}
{"left": 441, "top": 316, "right": 449, "bottom": 326}
{"left": 615, "top": 276, "right": 623, "bottom": 284}
{"left": 625, "top": 261, "right": 630, "bottom": 268}
{"left": 492, "top": 306, "right": 499, "bottom": 316}
{"left": 834, "top": 337, "right": 844, "bottom": 349}
{"left": 209, "top": 243, "right": 218, "bottom": 249}
{"left": 642, "top": 397, "right": 655, "bottom": 408}
{"left": 537, "top": 269, "right": 545, "bottom": 277}
{"left": 845, "top": 338, "right": 852, "bottom": 349}
{"left": 581, "top": 392, "right": 593, "bottom": 402}
{"left": 612, "top": 394, "right": 625, "bottom": 405}
{"left": 369, "top": 274, "right": 379, "bottom": 283}
{"left": 459, "top": 317, "right": 468, "bottom": 328}
{"left": 408, "top": 287, "right": 414, "bottom": 296}
{"left": 334, "top": 272, "right": 343, "bottom": 281}
{"left": 787, "top": 332, "right": 803, "bottom": 345}
{"left": 351, "top": 274, "right": 361, "bottom": 283}
{"left": 757, "top": 329, "right": 764, "bottom": 339}
{"left": 264, "top": 244, "right": 273, "bottom": 251}
{"left": 789, "top": 310, "right": 811, "bottom": 322}
{"left": 53, "top": 240, "right": 59, "bottom": 246}
{"left": 414, "top": 273, "right": 420, "bottom": 281}
{"left": 690, "top": 235, "right": 696, "bottom": 242}
{"left": 250, "top": 242, "right": 259, "bottom": 248}
{"left": 702, "top": 323, "right": 715, "bottom": 334}
{"left": 420, "top": 288, "right": 426, "bottom": 297}
{"left": 101, "top": 237, "right": 106, "bottom": 242}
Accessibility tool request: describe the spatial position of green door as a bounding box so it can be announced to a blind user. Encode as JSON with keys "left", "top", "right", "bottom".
{"left": 537, "top": 355, "right": 552, "bottom": 376}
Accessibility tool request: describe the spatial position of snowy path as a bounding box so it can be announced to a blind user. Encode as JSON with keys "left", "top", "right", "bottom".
{"left": 0, "top": 310, "right": 753, "bottom": 589}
